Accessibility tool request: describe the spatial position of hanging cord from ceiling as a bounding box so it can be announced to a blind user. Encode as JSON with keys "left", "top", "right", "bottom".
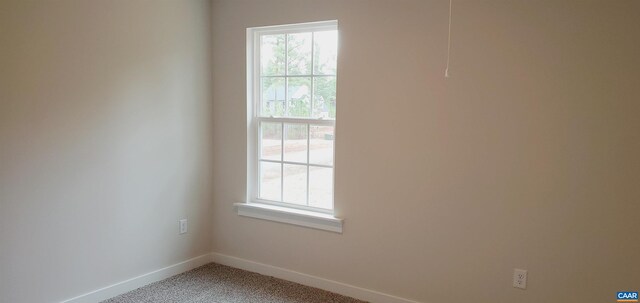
{"left": 445, "top": 0, "right": 453, "bottom": 78}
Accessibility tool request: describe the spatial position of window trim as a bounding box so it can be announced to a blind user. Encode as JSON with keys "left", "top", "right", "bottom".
{"left": 241, "top": 21, "right": 342, "bottom": 232}
{"left": 235, "top": 202, "right": 343, "bottom": 233}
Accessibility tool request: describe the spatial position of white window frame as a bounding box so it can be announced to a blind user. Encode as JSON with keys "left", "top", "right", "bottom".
{"left": 236, "top": 20, "right": 343, "bottom": 233}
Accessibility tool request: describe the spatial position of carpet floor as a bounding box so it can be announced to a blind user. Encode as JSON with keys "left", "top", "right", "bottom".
{"left": 101, "top": 263, "right": 367, "bottom": 303}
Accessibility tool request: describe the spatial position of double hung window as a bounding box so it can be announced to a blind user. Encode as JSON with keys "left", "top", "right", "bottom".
{"left": 247, "top": 21, "right": 338, "bottom": 216}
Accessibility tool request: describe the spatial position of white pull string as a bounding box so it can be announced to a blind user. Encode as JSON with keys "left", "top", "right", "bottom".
{"left": 445, "top": 0, "right": 453, "bottom": 78}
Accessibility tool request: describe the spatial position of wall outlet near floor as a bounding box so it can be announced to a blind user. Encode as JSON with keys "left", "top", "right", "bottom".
{"left": 513, "top": 269, "right": 527, "bottom": 289}
{"left": 179, "top": 219, "right": 188, "bottom": 234}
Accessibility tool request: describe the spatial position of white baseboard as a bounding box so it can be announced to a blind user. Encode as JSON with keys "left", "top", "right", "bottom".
{"left": 212, "top": 252, "right": 423, "bottom": 303}
{"left": 60, "top": 253, "right": 213, "bottom": 303}
{"left": 58, "top": 252, "right": 423, "bottom": 303}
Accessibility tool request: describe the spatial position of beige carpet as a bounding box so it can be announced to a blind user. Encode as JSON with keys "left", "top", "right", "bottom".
{"left": 101, "top": 263, "right": 367, "bottom": 303}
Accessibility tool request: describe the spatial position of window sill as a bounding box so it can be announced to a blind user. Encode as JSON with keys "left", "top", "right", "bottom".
{"left": 234, "top": 202, "right": 343, "bottom": 233}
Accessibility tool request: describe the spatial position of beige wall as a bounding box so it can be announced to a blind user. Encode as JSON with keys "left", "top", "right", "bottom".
{"left": 0, "top": 1, "right": 213, "bottom": 302}
{"left": 211, "top": 1, "right": 640, "bottom": 303}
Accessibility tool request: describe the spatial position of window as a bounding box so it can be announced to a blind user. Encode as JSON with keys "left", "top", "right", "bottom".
{"left": 238, "top": 21, "right": 342, "bottom": 233}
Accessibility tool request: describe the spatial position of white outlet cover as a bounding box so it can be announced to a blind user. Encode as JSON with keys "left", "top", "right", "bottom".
{"left": 513, "top": 269, "right": 527, "bottom": 289}
{"left": 179, "top": 219, "right": 188, "bottom": 234}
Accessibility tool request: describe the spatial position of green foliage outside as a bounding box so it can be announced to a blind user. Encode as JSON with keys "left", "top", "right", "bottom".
{"left": 261, "top": 32, "right": 337, "bottom": 120}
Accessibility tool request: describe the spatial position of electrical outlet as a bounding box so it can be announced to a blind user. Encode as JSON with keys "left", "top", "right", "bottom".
{"left": 513, "top": 269, "right": 527, "bottom": 289}
{"left": 179, "top": 219, "right": 188, "bottom": 234}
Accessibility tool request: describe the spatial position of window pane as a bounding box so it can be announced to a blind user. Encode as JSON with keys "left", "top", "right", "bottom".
{"left": 283, "top": 164, "right": 307, "bottom": 205}
{"left": 287, "top": 33, "right": 312, "bottom": 75}
{"left": 313, "top": 76, "right": 336, "bottom": 119}
{"left": 309, "top": 125, "right": 334, "bottom": 166}
{"left": 261, "top": 122, "right": 281, "bottom": 161}
{"left": 259, "top": 161, "right": 281, "bottom": 201}
{"left": 286, "top": 77, "right": 311, "bottom": 118}
{"left": 261, "top": 34, "right": 285, "bottom": 76}
{"left": 313, "top": 30, "right": 338, "bottom": 75}
{"left": 284, "top": 124, "right": 307, "bottom": 163}
{"left": 261, "top": 77, "right": 285, "bottom": 116}
{"left": 308, "top": 166, "right": 333, "bottom": 209}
